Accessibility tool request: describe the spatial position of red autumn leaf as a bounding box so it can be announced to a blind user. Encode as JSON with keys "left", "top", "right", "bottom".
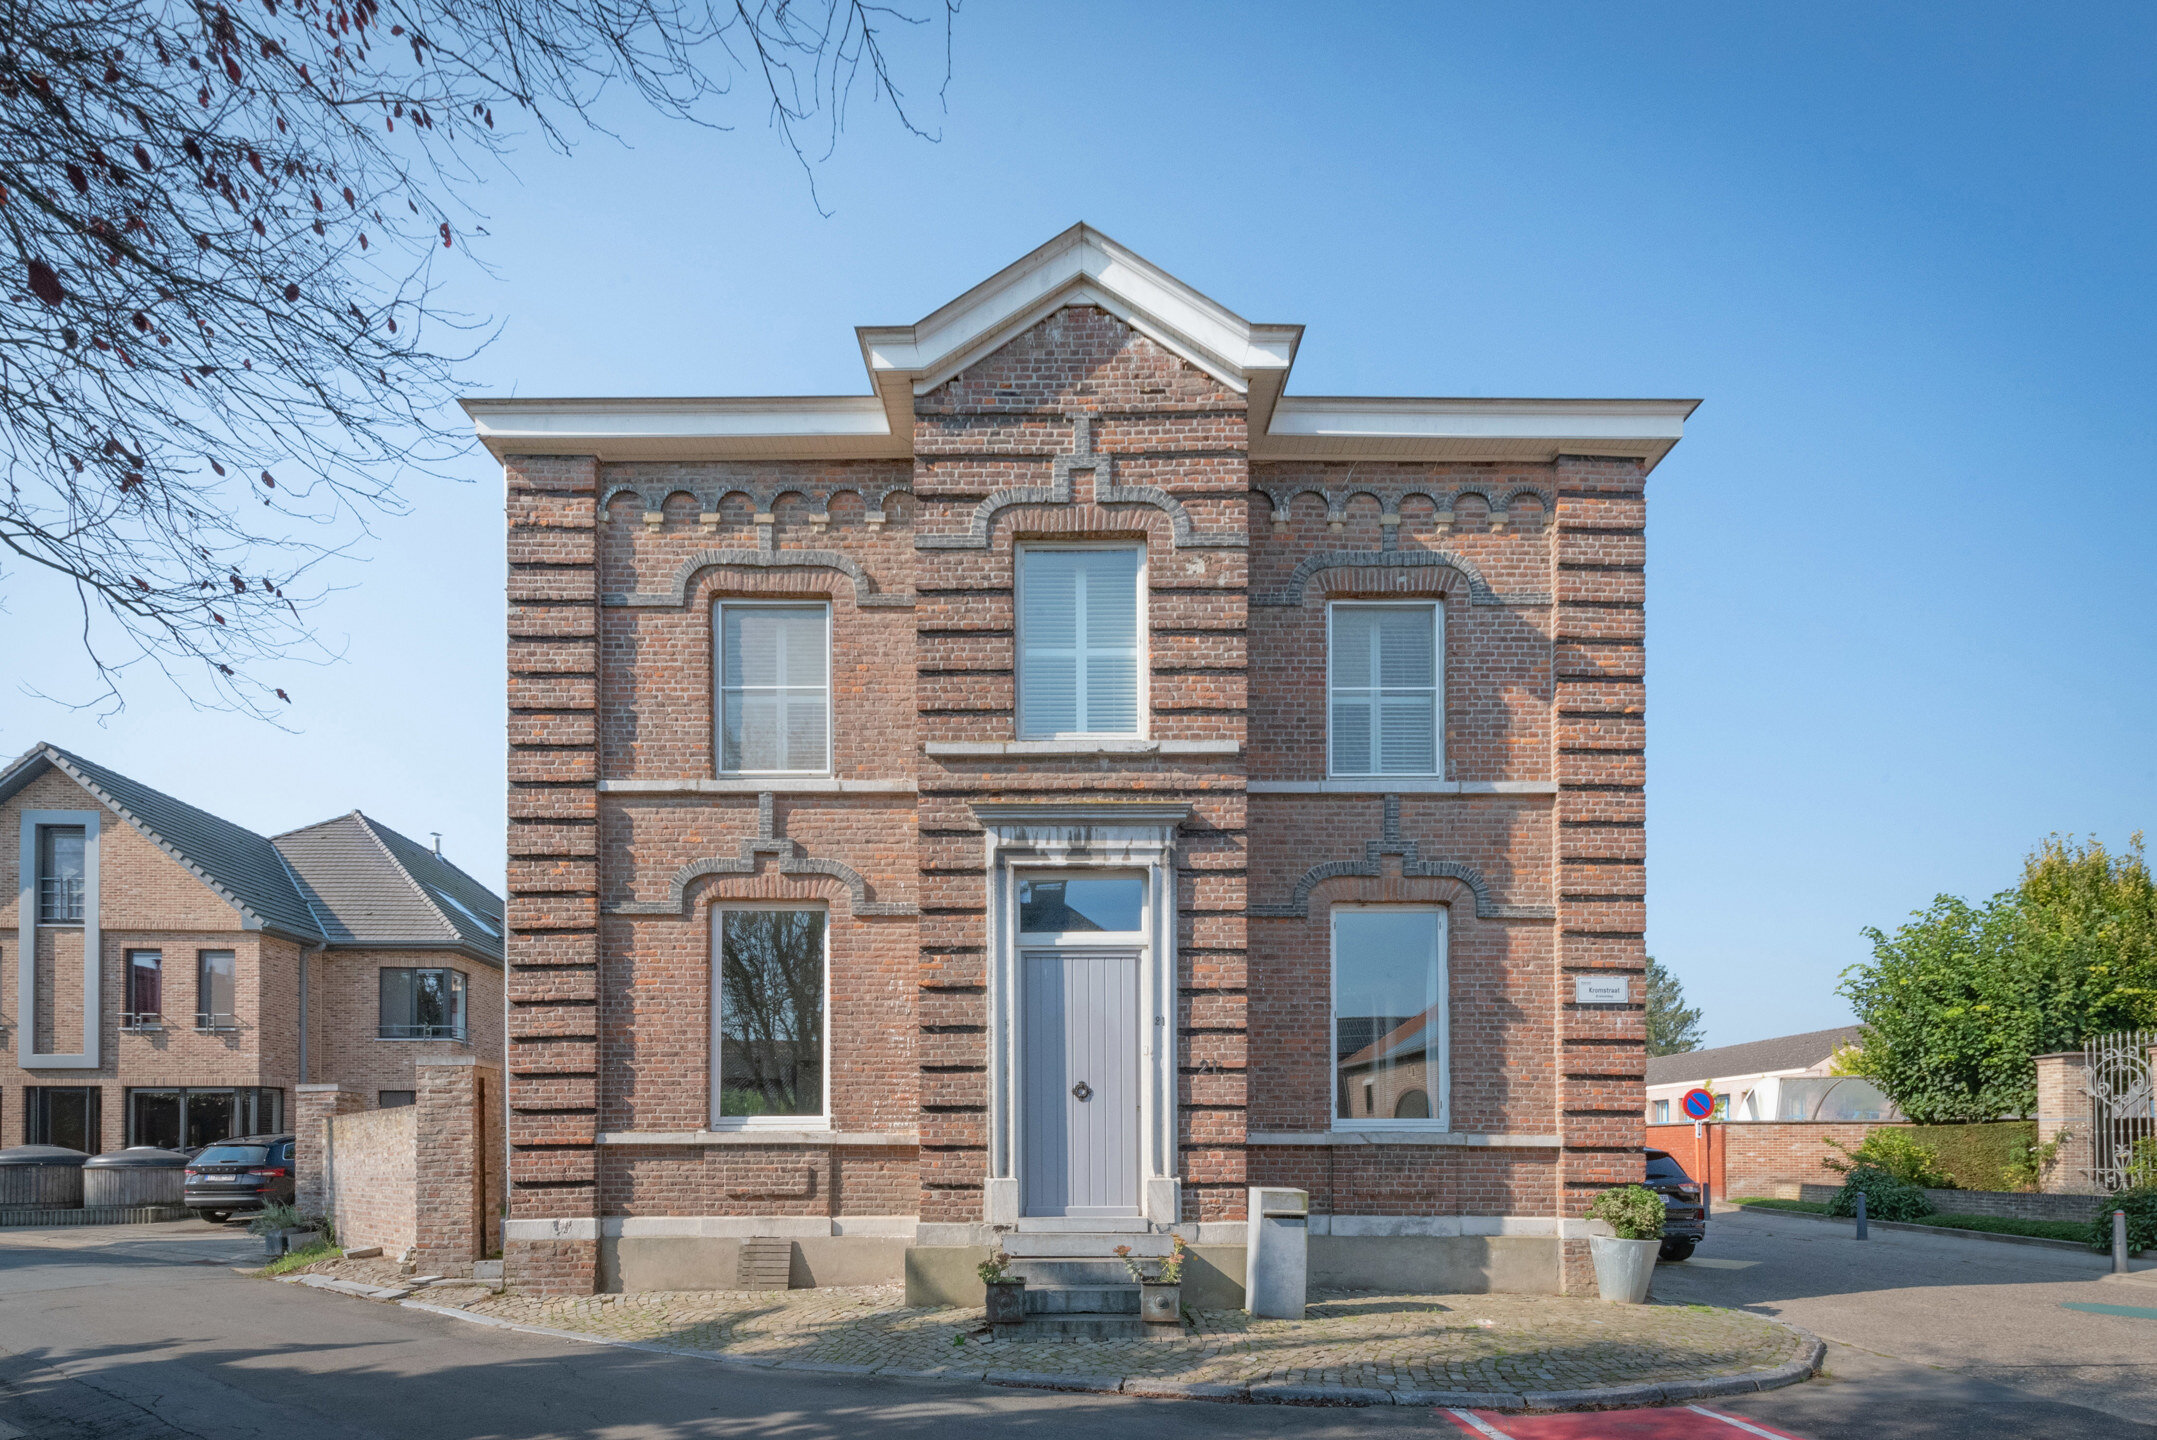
{"left": 27, "top": 260, "right": 65, "bottom": 305}
{"left": 210, "top": 459, "right": 225, "bottom": 474}
{"left": 282, "top": 282, "right": 299, "bottom": 302}
{"left": 276, "top": 689, "right": 290, "bottom": 702}
{"left": 223, "top": 56, "right": 242, "bottom": 83}
{"left": 439, "top": 222, "right": 451, "bottom": 248}
{"left": 66, "top": 163, "right": 89, "bottom": 194}
{"left": 133, "top": 577, "right": 150, "bottom": 591}
{"left": 260, "top": 471, "right": 276, "bottom": 487}
{"left": 212, "top": 611, "right": 227, "bottom": 624}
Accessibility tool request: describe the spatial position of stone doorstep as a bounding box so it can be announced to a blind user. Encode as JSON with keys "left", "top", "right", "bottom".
{"left": 392, "top": 1298, "right": 1826, "bottom": 1413}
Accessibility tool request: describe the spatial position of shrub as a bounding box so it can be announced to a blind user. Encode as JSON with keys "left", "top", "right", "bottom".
{"left": 2090, "top": 1188, "right": 2157, "bottom": 1255}
{"left": 1910, "top": 1121, "right": 2039, "bottom": 1191}
{"left": 246, "top": 1202, "right": 305, "bottom": 1238}
{"left": 1587, "top": 1184, "right": 1666, "bottom": 1240}
{"left": 2002, "top": 1132, "right": 2069, "bottom": 1193}
{"left": 1828, "top": 1164, "right": 1936, "bottom": 1222}
{"left": 1824, "top": 1130, "right": 1956, "bottom": 1189}
{"left": 976, "top": 1250, "right": 1012, "bottom": 1285}
{"left": 2127, "top": 1138, "right": 2157, "bottom": 1191}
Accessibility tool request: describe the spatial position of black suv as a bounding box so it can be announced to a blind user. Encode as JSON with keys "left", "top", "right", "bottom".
{"left": 183, "top": 1134, "right": 296, "bottom": 1221}
{"left": 1645, "top": 1147, "right": 1707, "bottom": 1261}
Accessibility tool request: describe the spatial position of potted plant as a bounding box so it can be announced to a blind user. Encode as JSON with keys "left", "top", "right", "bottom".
{"left": 247, "top": 1202, "right": 318, "bottom": 1258}
{"left": 1585, "top": 1184, "right": 1664, "bottom": 1303}
{"left": 1115, "top": 1238, "right": 1187, "bottom": 1328}
{"left": 977, "top": 1250, "right": 1025, "bottom": 1328}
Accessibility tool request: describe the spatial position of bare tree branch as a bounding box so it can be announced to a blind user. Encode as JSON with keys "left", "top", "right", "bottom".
{"left": 0, "top": 0, "right": 957, "bottom": 718}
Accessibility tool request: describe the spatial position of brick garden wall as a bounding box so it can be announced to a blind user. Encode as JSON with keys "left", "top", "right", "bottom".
{"left": 323, "top": 1103, "right": 419, "bottom": 1253}
{"left": 1647, "top": 1121, "right": 1907, "bottom": 1197}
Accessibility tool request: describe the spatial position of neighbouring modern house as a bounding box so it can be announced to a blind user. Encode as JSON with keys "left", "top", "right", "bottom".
{"left": 1644, "top": 1025, "right": 1899, "bottom": 1126}
{"left": 1, "top": 743, "right": 504, "bottom": 1153}
{"left": 474, "top": 224, "right": 1692, "bottom": 1299}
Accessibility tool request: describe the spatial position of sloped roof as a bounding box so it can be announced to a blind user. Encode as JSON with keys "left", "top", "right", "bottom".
{"left": 1, "top": 743, "right": 323, "bottom": 939}
{"left": 1646, "top": 1025, "right": 1863, "bottom": 1087}
{"left": 0, "top": 743, "right": 501, "bottom": 964}
{"left": 273, "top": 812, "right": 503, "bottom": 962}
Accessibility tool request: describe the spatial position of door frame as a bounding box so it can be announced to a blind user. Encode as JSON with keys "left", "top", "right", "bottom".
{"left": 973, "top": 802, "right": 1188, "bottom": 1229}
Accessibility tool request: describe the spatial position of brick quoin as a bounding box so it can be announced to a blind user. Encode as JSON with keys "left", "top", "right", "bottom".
{"left": 476, "top": 225, "right": 1693, "bottom": 1296}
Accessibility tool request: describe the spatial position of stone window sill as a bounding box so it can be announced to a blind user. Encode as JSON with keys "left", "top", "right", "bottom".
{"left": 1246, "top": 1130, "right": 1563, "bottom": 1148}
{"left": 924, "top": 739, "right": 1241, "bottom": 758}
{"left": 1247, "top": 780, "right": 1558, "bottom": 795}
{"left": 594, "top": 1129, "right": 918, "bottom": 1147}
{"left": 598, "top": 778, "right": 917, "bottom": 795}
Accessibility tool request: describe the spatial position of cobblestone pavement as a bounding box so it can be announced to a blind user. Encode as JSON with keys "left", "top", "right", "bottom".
{"left": 429, "top": 1283, "right": 1805, "bottom": 1397}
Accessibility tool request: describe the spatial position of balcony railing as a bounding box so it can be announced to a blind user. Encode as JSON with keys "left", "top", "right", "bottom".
{"left": 37, "top": 876, "right": 84, "bottom": 924}
{"left": 376, "top": 1023, "right": 468, "bottom": 1041}
{"left": 195, "top": 1012, "right": 239, "bottom": 1033}
{"left": 121, "top": 1011, "right": 164, "bottom": 1031}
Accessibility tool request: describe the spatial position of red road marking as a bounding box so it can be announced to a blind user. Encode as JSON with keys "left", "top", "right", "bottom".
{"left": 1441, "top": 1404, "right": 1813, "bottom": 1440}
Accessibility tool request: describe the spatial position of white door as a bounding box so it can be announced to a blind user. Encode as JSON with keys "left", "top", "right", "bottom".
{"left": 1021, "top": 949, "right": 1141, "bottom": 1218}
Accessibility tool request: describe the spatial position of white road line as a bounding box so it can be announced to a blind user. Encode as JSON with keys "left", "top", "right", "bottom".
{"left": 1444, "top": 1409, "right": 1518, "bottom": 1440}
{"left": 1692, "top": 1403, "right": 1805, "bottom": 1438}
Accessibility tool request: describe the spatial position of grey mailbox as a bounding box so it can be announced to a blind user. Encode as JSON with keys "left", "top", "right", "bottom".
{"left": 1244, "top": 1185, "right": 1309, "bottom": 1319}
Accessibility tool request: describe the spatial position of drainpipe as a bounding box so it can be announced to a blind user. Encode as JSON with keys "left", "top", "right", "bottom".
{"left": 299, "top": 940, "right": 327, "bottom": 1085}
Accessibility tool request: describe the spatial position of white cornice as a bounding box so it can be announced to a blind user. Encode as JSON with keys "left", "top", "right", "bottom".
{"left": 462, "top": 225, "right": 1697, "bottom": 470}
{"left": 1255, "top": 396, "right": 1699, "bottom": 470}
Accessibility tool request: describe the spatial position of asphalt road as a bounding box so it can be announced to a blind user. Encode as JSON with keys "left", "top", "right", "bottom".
{"left": 0, "top": 1216, "right": 2148, "bottom": 1440}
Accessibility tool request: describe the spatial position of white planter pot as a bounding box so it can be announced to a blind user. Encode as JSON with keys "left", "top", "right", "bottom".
{"left": 1589, "top": 1235, "right": 1658, "bottom": 1304}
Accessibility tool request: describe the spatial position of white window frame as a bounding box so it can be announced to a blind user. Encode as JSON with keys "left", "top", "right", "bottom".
{"left": 1013, "top": 869, "right": 1150, "bottom": 945}
{"left": 1015, "top": 543, "right": 1149, "bottom": 740}
{"left": 1325, "top": 600, "right": 1444, "bottom": 778}
{"left": 709, "top": 902, "right": 832, "bottom": 1131}
{"left": 1329, "top": 904, "right": 1449, "bottom": 1131}
{"left": 712, "top": 599, "right": 834, "bottom": 777}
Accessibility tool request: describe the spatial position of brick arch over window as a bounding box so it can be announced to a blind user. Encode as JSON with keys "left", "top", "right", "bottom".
{"left": 917, "top": 414, "right": 1244, "bottom": 551}
{"left": 605, "top": 798, "right": 915, "bottom": 918}
{"left": 603, "top": 548, "right": 912, "bottom": 609}
{"left": 1251, "top": 549, "right": 1500, "bottom": 608}
{"left": 1249, "top": 796, "right": 1554, "bottom": 920}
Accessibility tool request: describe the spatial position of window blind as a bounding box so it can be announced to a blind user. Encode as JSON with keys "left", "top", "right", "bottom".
{"left": 1330, "top": 604, "right": 1438, "bottom": 775}
{"left": 1019, "top": 549, "right": 1141, "bottom": 736}
{"left": 718, "top": 605, "right": 830, "bottom": 772}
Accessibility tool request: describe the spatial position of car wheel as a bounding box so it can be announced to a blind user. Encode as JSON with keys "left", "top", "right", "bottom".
{"left": 200, "top": 1211, "right": 230, "bottom": 1224}
{"left": 1659, "top": 1239, "right": 1696, "bottom": 1263}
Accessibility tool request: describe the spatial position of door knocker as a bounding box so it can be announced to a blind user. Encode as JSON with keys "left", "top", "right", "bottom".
{"left": 1071, "top": 1081, "right": 1093, "bottom": 1102}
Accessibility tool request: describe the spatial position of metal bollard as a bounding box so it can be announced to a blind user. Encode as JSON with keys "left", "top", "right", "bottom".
{"left": 1854, "top": 1189, "right": 1867, "bottom": 1240}
{"left": 2117, "top": 1210, "right": 2131, "bottom": 1275}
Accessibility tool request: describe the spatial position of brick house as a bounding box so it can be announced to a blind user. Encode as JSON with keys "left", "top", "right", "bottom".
{"left": 474, "top": 225, "right": 1688, "bottom": 1297}
{"left": 1, "top": 743, "right": 504, "bottom": 1153}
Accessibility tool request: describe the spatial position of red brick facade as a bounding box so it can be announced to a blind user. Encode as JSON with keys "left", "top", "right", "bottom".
{"left": 489, "top": 228, "right": 1683, "bottom": 1296}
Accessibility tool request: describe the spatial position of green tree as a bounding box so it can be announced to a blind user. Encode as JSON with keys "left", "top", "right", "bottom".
{"left": 1840, "top": 835, "right": 2157, "bottom": 1123}
{"left": 1646, "top": 955, "right": 1705, "bottom": 1057}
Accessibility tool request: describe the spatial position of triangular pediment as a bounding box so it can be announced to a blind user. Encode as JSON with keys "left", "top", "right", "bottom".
{"left": 856, "top": 224, "right": 1302, "bottom": 432}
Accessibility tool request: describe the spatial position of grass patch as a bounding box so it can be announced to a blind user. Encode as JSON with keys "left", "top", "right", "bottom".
{"left": 1910, "top": 1213, "right": 2091, "bottom": 1244}
{"left": 1732, "top": 1197, "right": 1829, "bottom": 1214}
{"left": 261, "top": 1242, "right": 340, "bottom": 1277}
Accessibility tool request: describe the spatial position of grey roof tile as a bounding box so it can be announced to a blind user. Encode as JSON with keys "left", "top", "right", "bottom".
{"left": 1645, "top": 1025, "right": 1863, "bottom": 1087}
{"left": 0, "top": 743, "right": 501, "bottom": 964}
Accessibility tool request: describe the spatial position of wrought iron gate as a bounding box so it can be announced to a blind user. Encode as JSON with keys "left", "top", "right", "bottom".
{"left": 2081, "top": 1029, "right": 2156, "bottom": 1191}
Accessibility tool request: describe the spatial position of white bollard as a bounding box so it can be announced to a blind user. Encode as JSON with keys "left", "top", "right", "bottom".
{"left": 1245, "top": 1186, "right": 1309, "bottom": 1319}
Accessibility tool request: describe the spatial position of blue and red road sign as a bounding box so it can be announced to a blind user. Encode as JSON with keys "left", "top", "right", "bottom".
{"left": 1442, "top": 1403, "right": 1812, "bottom": 1439}
{"left": 1681, "top": 1088, "right": 1716, "bottom": 1121}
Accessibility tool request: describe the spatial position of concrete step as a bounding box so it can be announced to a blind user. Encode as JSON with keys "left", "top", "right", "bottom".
{"left": 1003, "top": 1233, "right": 1172, "bottom": 1259}
{"left": 1008, "top": 1259, "right": 1136, "bottom": 1287}
{"left": 1022, "top": 1285, "right": 1138, "bottom": 1315}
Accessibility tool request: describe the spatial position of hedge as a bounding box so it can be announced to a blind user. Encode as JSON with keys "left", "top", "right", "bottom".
{"left": 1905, "top": 1121, "right": 2039, "bottom": 1191}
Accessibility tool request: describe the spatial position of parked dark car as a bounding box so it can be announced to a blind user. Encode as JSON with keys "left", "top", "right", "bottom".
{"left": 1645, "top": 1147, "right": 1707, "bottom": 1261}
{"left": 182, "top": 1134, "right": 295, "bottom": 1221}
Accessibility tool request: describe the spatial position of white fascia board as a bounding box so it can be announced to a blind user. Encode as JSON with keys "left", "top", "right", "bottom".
{"left": 857, "top": 223, "right": 1300, "bottom": 399}
{"left": 460, "top": 396, "right": 900, "bottom": 461}
{"left": 1260, "top": 396, "right": 1699, "bottom": 468}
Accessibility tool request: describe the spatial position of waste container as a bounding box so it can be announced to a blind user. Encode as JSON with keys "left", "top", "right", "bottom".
{"left": 1244, "top": 1185, "right": 1308, "bottom": 1319}
{"left": 0, "top": 1145, "right": 89, "bottom": 1209}
{"left": 83, "top": 1147, "right": 188, "bottom": 1207}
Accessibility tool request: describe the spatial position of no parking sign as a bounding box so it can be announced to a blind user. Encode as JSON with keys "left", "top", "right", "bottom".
{"left": 1681, "top": 1087, "right": 1716, "bottom": 1121}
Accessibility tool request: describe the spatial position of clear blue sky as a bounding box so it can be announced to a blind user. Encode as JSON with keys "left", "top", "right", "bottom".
{"left": 6, "top": 3, "right": 2152, "bottom": 1047}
